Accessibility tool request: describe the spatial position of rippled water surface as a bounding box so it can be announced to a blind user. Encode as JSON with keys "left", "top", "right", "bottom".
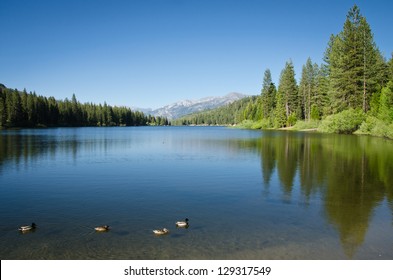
{"left": 0, "top": 127, "right": 392, "bottom": 259}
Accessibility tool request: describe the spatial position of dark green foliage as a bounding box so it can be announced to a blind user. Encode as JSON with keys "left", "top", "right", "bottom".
{"left": 326, "top": 5, "right": 387, "bottom": 113}
{"left": 261, "top": 69, "right": 276, "bottom": 119}
{"left": 0, "top": 85, "right": 168, "bottom": 128}
{"left": 299, "top": 58, "right": 320, "bottom": 121}
{"left": 310, "top": 104, "right": 320, "bottom": 120}
{"left": 278, "top": 60, "right": 299, "bottom": 119}
{"left": 388, "top": 53, "right": 393, "bottom": 82}
{"left": 316, "top": 64, "right": 330, "bottom": 116}
{"left": 273, "top": 89, "right": 287, "bottom": 128}
{"left": 0, "top": 95, "right": 5, "bottom": 127}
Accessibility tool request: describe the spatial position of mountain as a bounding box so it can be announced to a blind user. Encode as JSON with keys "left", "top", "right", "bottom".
{"left": 148, "top": 92, "right": 248, "bottom": 119}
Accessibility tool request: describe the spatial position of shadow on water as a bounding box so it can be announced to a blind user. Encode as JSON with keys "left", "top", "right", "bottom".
{"left": 232, "top": 130, "right": 393, "bottom": 258}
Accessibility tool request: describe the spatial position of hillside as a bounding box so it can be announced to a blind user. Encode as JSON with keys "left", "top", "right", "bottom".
{"left": 172, "top": 95, "right": 260, "bottom": 126}
{"left": 147, "top": 92, "right": 247, "bottom": 119}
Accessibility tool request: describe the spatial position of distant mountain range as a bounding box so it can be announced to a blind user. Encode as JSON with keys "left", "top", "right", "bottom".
{"left": 136, "top": 92, "right": 248, "bottom": 120}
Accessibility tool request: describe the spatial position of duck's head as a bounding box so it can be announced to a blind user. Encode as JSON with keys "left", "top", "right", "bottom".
{"left": 31, "top": 223, "right": 37, "bottom": 228}
{"left": 185, "top": 218, "right": 189, "bottom": 223}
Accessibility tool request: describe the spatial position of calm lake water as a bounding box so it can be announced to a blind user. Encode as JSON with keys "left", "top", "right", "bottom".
{"left": 0, "top": 126, "right": 392, "bottom": 260}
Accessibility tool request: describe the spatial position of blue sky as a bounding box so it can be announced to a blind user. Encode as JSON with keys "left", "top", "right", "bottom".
{"left": 1, "top": 0, "right": 392, "bottom": 109}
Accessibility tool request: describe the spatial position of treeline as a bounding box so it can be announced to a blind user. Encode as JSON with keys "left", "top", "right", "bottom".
{"left": 0, "top": 85, "right": 169, "bottom": 127}
{"left": 174, "top": 5, "right": 393, "bottom": 138}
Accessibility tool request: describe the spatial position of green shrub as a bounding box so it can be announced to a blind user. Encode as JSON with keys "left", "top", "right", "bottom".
{"left": 318, "top": 108, "right": 366, "bottom": 134}
{"left": 293, "top": 120, "right": 320, "bottom": 130}
{"left": 357, "top": 116, "right": 378, "bottom": 135}
{"left": 287, "top": 112, "right": 297, "bottom": 127}
{"left": 357, "top": 116, "right": 393, "bottom": 139}
{"left": 387, "top": 123, "right": 393, "bottom": 139}
{"left": 377, "top": 84, "right": 393, "bottom": 122}
{"left": 370, "top": 120, "right": 388, "bottom": 137}
{"left": 238, "top": 119, "right": 271, "bottom": 129}
{"left": 370, "top": 120, "right": 392, "bottom": 139}
{"left": 251, "top": 119, "right": 271, "bottom": 129}
{"left": 238, "top": 120, "right": 254, "bottom": 129}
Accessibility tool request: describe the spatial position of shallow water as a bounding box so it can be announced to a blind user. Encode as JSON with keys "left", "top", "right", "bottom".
{"left": 0, "top": 126, "right": 392, "bottom": 259}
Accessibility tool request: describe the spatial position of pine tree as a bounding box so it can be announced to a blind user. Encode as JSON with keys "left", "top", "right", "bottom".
{"left": 388, "top": 53, "right": 393, "bottom": 82}
{"left": 0, "top": 95, "right": 5, "bottom": 127}
{"left": 278, "top": 60, "right": 298, "bottom": 119}
{"left": 71, "top": 94, "right": 82, "bottom": 125}
{"left": 267, "top": 82, "right": 277, "bottom": 124}
{"left": 299, "top": 64, "right": 308, "bottom": 119}
{"left": 6, "top": 90, "right": 23, "bottom": 126}
{"left": 316, "top": 63, "right": 330, "bottom": 117}
{"left": 328, "top": 6, "right": 361, "bottom": 111}
{"left": 261, "top": 69, "right": 273, "bottom": 119}
{"left": 299, "top": 58, "right": 319, "bottom": 121}
{"left": 273, "top": 89, "right": 287, "bottom": 128}
{"left": 328, "top": 5, "right": 384, "bottom": 113}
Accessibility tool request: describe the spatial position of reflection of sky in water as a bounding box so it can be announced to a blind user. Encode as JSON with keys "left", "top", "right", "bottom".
{"left": 0, "top": 127, "right": 392, "bottom": 259}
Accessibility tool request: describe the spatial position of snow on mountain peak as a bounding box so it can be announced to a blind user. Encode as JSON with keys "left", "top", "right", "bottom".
{"left": 148, "top": 92, "right": 248, "bottom": 120}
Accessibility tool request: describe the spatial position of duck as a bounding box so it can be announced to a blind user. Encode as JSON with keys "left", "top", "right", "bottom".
{"left": 94, "top": 225, "right": 110, "bottom": 232}
{"left": 153, "top": 228, "right": 169, "bottom": 235}
{"left": 19, "top": 223, "right": 36, "bottom": 232}
{"left": 176, "top": 218, "right": 189, "bottom": 228}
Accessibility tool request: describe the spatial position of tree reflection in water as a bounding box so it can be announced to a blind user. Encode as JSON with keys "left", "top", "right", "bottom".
{"left": 237, "top": 131, "right": 393, "bottom": 258}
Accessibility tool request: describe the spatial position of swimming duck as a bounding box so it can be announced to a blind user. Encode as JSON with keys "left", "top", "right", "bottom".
{"left": 153, "top": 228, "right": 169, "bottom": 235}
{"left": 95, "top": 225, "right": 110, "bottom": 232}
{"left": 176, "top": 218, "right": 189, "bottom": 228}
{"left": 19, "top": 223, "right": 36, "bottom": 232}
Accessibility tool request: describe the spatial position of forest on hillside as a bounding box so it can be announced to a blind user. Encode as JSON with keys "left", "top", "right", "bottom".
{"left": 173, "top": 5, "right": 393, "bottom": 139}
{"left": 0, "top": 85, "right": 169, "bottom": 128}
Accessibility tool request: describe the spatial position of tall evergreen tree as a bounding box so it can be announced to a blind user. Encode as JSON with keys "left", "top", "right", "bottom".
{"left": 299, "top": 58, "right": 319, "bottom": 121}
{"left": 261, "top": 69, "right": 276, "bottom": 119}
{"left": 261, "top": 69, "right": 272, "bottom": 117}
{"left": 359, "top": 17, "right": 388, "bottom": 111}
{"left": 6, "top": 90, "right": 23, "bottom": 126}
{"left": 316, "top": 63, "right": 330, "bottom": 117}
{"left": 273, "top": 89, "right": 287, "bottom": 128}
{"left": 261, "top": 69, "right": 272, "bottom": 96}
{"left": 328, "top": 5, "right": 384, "bottom": 113}
{"left": 0, "top": 95, "right": 5, "bottom": 127}
{"left": 299, "top": 65, "right": 308, "bottom": 119}
{"left": 388, "top": 53, "right": 393, "bottom": 82}
{"left": 278, "top": 60, "right": 298, "bottom": 119}
{"left": 266, "top": 82, "right": 277, "bottom": 124}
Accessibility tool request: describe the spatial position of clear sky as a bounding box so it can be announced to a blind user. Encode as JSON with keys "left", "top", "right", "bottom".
{"left": 1, "top": 0, "right": 392, "bottom": 109}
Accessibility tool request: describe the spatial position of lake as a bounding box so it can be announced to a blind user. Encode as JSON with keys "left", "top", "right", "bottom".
{"left": 0, "top": 126, "right": 392, "bottom": 259}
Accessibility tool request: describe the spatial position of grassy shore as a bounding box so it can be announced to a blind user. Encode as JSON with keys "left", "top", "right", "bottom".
{"left": 235, "top": 117, "right": 393, "bottom": 140}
